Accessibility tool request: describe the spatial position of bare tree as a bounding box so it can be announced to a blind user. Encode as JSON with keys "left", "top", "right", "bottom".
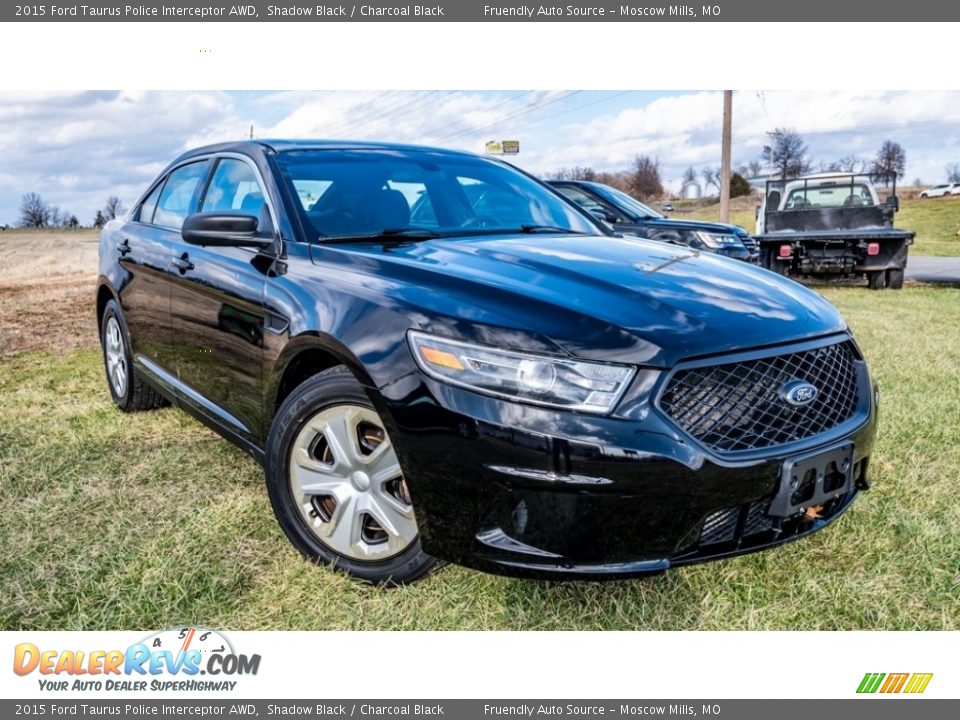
{"left": 827, "top": 155, "right": 865, "bottom": 174}
{"left": 595, "top": 171, "right": 632, "bottom": 194}
{"left": 870, "top": 140, "right": 906, "bottom": 187}
{"left": 49, "top": 207, "right": 66, "bottom": 228}
{"left": 681, "top": 166, "right": 697, "bottom": 185}
{"left": 93, "top": 210, "right": 107, "bottom": 229}
{"left": 628, "top": 155, "right": 664, "bottom": 200}
{"left": 702, "top": 166, "right": 722, "bottom": 193}
{"left": 19, "top": 192, "right": 52, "bottom": 228}
{"left": 761, "top": 128, "right": 811, "bottom": 180}
{"left": 104, "top": 196, "right": 124, "bottom": 221}
{"left": 946, "top": 163, "right": 960, "bottom": 184}
{"left": 67, "top": 215, "right": 80, "bottom": 229}
{"left": 747, "top": 160, "right": 763, "bottom": 178}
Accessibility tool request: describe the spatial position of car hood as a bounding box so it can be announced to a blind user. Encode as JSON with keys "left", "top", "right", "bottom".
{"left": 623, "top": 217, "right": 750, "bottom": 237}
{"left": 318, "top": 234, "right": 846, "bottom": 367}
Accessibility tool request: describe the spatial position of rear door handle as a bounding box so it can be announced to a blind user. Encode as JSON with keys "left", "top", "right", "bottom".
{"left": 117, "top": 238, "right": 132, "bottom": 256}
{"left": 173, "top": 253, "right": 194, "bottom": 273}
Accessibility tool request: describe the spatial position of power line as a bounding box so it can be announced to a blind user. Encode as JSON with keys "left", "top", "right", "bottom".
{"left": 438, "top": 91, "right": 582, "bottom": 142}
{"left": 347, "top": 90, "right": 444, "bottom": 136}
{"left": 420, "top": 90, "right": 534, "bottom": 138}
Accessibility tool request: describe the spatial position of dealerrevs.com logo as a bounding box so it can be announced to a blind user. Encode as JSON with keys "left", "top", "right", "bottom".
{"left": 13, "top": 627, "right": 260, "bottom": 692}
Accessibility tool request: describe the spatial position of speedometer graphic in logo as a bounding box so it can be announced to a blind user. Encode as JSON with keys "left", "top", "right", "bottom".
{"left": 140, "top": 627, "right": 234, "bottom": 662}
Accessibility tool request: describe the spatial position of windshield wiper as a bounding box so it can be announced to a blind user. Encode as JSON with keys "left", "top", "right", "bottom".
{"left": 319, "top": 228, "right": 444, "bottom": 244}
{"left": 515, "top": 224, "right": 588, "bottom": 235}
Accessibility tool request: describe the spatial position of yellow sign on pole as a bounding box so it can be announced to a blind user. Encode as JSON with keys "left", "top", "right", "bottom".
{"left": 485, "top": 140, "right": 519, "bottom": 155}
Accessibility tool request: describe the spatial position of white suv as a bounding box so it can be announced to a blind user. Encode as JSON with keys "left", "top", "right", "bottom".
{"left": 920, "top": 182, "right": 960, "bottom": 198}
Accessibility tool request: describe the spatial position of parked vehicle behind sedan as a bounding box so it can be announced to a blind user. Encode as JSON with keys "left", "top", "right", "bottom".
{"left": 755, "top": 173, "right": 914, "bottom": 289}
{"left": 919, "top": 182, "right": 960, "bottom": 198}
{"left": 550, "top": 179, "right": 759, "bottom": 262}
{"left": 97, "top": 140, "right": 877, "bottom": 584}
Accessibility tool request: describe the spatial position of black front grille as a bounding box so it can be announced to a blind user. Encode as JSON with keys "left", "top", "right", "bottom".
{"left": 659, "top": 341, "right": 860, "bottom": 453}
{"left": 699, "top": 499, "right": 774, "bottom": 547}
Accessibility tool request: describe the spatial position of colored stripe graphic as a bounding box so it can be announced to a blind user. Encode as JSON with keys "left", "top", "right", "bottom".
{"left": 857, "top": 673, "right": 885, "bottom": 693}
{"left": 880, "top": 673, "right": 909, "bottom": 693}
{"left": 904, "top": 673, "right": 933, "bottom": 694}
{"left": 857, "top": 672, "right": 932, "bottom": 694}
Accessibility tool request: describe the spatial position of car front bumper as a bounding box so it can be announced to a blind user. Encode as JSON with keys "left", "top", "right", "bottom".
{"left": 377, "top": 345, "right": 878, "bottom": 580}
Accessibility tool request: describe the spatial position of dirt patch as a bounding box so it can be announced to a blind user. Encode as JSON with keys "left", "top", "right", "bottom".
{"left": 0, "top": 230, "right": 99, "bottom": 358}
{"left": 0, "top": 274, "right": 97, "bottom": 357}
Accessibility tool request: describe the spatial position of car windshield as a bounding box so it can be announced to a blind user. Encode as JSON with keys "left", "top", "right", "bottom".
{"left": 784, "top": 184, "right": 875, "bottom": 209}
{"left": 593, "top": 184, "right": 664, "bottom": 219}
{"left": 274, "top": 149, "right": 600, "bottom": 240}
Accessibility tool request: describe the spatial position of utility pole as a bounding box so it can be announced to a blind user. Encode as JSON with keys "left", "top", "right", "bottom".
{"left": 720, "top": 90, "right": 732, "bottom": 223}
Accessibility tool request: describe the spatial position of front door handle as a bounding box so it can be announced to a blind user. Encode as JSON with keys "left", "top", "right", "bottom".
{"left": 117, "top": 238, "right": 132, "bottom": 256}
{"left": 173, "top": 253, "right": 194, "bottom": 273}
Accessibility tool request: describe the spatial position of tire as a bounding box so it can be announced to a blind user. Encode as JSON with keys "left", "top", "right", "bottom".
{"left": 100, "top": 299, "right": 167, "bottom": 412}
{"left": 867, "top": 270, "right": 887, "bottom": 290}
{"left": 920, "top": 193, "right": 928, "bottom": 199}
{"left": 265, "top": 366, "right": 440, "bottom": 585}
{"left": 886, "top": 268, "right": 905, "bottom": 290}
{"left": 761, "top": 248, "right": 790, "bottom": 276}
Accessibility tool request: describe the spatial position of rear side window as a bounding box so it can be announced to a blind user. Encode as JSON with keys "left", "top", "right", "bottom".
{"left": 138, "top": 182, "right": 163, "bottom": 224}
{"left": 202, "top": 158, "right": 266, "bottom": 216}
{"left": 153, "top": 161, "right": 209, "bottom": 230}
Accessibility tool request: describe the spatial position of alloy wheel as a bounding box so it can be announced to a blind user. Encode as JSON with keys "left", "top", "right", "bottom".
{"left": 104, "top": 316, "right": 128, "bottom": 398}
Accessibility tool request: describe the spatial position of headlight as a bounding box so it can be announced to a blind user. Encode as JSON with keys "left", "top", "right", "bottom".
{"left": 693, "top": 231, "right": 740, "bottom": 249}
{"left": 408, "top": 331, "right": 636, "bottom": 414}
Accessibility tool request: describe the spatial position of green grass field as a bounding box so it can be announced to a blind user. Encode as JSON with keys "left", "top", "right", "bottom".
{"left": 676, "top": 196, "right": 960, "bottom": 257}
{"left": 1, "top": 284, "right": 957, "bottom": 631}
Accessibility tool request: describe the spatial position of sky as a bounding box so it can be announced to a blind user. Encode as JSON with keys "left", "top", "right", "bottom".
{"left": 1, "top": 89, "right": 959, "bottom": 226}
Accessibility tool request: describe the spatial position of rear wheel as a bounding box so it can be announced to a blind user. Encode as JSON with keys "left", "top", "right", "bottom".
{"left": 886, "top": 268, "right": 905, "bottom": 290}
{"left": 265, "top": 366, "right": 440, "bottom": 584}
{"left": 100, "top": 299, "right": 166, "bottom": 412}
{"left": 867, "top": 270, "right": 887, "bottom": 290}
{"left": 761, "top": 248, "right": 790, "bottom": 276}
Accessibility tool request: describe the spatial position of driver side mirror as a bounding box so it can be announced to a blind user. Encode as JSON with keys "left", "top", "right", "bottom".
{"left": 182, "top": 212, "right": 272, "bottom": 248}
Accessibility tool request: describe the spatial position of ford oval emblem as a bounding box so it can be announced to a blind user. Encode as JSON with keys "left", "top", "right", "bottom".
{"left": 782, "top": 380, "right": 819, "bottom": 407}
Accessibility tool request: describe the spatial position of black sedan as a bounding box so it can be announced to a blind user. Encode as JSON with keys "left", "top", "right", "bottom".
{"left": 550, "top": 179, "right": 759, "bottom": 262}
{"left": 97, "top": 140, "right": 876, "bottom": 583}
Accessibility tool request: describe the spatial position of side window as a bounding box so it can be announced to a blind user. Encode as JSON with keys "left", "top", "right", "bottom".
{"left": 201, "top": 158, "right": 266, "bottom": 217}
{"left": 556, "top": 186, "right": 615, "bottom": 219}
{"left": 138, "top": 182, "right": 163, "bottom": 224}
{"left": 153, "top": 161, "right": 209, "bottom": 230}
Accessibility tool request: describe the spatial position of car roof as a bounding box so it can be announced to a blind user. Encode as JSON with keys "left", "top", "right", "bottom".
{"left": 175, "top": 139, "right": 483, "bottom": 161}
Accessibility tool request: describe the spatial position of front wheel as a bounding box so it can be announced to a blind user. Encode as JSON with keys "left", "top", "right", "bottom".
{"left": 265, "top": 366, "right": 440, "bottom": 584}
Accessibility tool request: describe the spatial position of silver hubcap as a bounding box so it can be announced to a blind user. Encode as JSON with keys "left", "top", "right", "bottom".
{"left": 104, "top": 316, "right": 128, "bottom": 398}
{"left": 289, "top": 404, "right": 417, "bottom": 561}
